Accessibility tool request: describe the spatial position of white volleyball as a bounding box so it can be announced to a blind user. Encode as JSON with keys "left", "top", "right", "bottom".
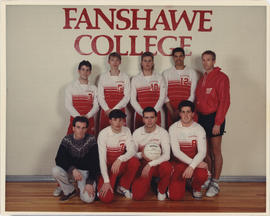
{"left": 143, "top": 143, "right": 162, "bottom": 161}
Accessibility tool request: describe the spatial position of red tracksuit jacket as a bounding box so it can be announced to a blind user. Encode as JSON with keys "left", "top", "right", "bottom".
{"left": 195, "top": 67, "right": 230, "bottom": 125}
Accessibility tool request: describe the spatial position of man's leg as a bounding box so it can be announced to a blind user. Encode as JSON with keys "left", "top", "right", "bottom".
{"left": 157, "top": 161, "right": 173, "bottom": 194}
{"left": 168, "top": 163, "right": 187, "bottom": 201}
{"left": 52, "top": 166, "right": 76, "bottom": 199}
{"left": 132, "top": 165, "right": 156, "bottom": 200}
{"left": 77, "top": 170, "right": 96, "bottom": 203}
{"left": 206, "top": 135, "right": 222, "bottom": 197}
{"left": 119, "top": 157, "right": 140, "bottom": 190}
{"left": 211, "top": 136, "right": 223, "bottom": 180}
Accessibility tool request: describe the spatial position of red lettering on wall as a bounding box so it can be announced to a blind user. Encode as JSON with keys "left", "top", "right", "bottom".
{"left": 74, "top": 8, "right": 97, "bottom": 29}
{"left": 74, "top": 35, "right": 93, "bottom": 55}
{"left": 129, "top": 35, "right": 144, "bottom": 55}
{"left": 179, "top": 36, "right": 192, "bottom": 56}
{"left": 157, "top": 36, "right": 177, "bottom": 56}
{"left": 94, "top": 8, "right": 116, "bottom": 30}
{"left": 92, "top": 35, "right": 114, "bottom": 55}
{"left": 151, "top": 10, "right": 171, "bottom": 30}
{"left": 63, "top": 8, "right": 77, "bottom": 29}
{"left": 130, "top": 9, "right": 152, "bottom": 30}
{"left": 116, "top": 9, "right": 131, "bottom": 30}
{"left": 195, "top": 10, "right": 213, "bottom": 32}
{"left": 169, "top": 10, "right": 197, "bottom": 31}
{"left": 115, "top": 35, "right": 129, "bottom": 55}
{"left": 144, "top": 36, "right": 157, "bottom": 55}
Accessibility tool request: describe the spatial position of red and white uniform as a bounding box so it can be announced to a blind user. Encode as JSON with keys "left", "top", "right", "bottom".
{"left": 195, "top": 67, "right": 230, "bottom": 125}
{"left": 97, "top": 126, "right": 139, "bottom": 203}
{"left": 130, "top": 72, "right": 166, "bottom": 129}
{"left": 163, "top": 66, "right": 199, "bottom": 127}
{"left": 131, "top": 125, "right": 172, "bottom": 200}
{"left": 65, "top": 80, "right": 99, "bottom": 135}
{"left": 168, "top": 121, "right": 208, "bottom": 200}
{"left": 98, "top": 71, "right": 130, "bottom": 131}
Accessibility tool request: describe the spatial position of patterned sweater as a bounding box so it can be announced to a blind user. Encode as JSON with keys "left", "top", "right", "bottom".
{"left": 55, "top": 134, "right": 100, "bottom": 184}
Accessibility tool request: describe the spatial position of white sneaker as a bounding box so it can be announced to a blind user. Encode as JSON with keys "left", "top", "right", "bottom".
{"left": 192, "top": 190, "right": 202, "bottom": 199}
{"left": 53, "top": 186, "right": 62, "bottom": 197}
{"left": 157, "top": 190, "right": 166, "bottom": 201}
{"left": 206, "top": 182, "right": 220, "bottom": 197}
{"left": 116, "top": 186, "right": 132, "bottom": 199}
{"left": 201, "top": 178, "right": 211, "bottom": 189}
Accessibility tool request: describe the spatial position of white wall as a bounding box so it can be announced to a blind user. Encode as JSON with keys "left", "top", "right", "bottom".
{"left": 6, "top": 5, "right": 266, "bottom": 176}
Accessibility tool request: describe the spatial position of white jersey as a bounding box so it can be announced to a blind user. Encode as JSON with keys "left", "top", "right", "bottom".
{"left": 169, "top": 121, "right": 206, "bottom": 169}
{"left": 130, "top": 72, "right": 166, "bottom": 116}
{"left": 65, "top": 80, "right": 99, "bottom": 118}
{"left": 97, "top": 126, "right": 136, "bottom": 183}
{"left": 98, "top": 71, "right": 130, "bottom": 111}
{"left": 133, "top": 125, "right": 170, "bottom": 167}
{"left": 163, "top": 66, "right": 198, "bottom": 104}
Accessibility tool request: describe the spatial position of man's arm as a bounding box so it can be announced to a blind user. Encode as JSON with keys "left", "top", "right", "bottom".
{"left": 154, "top": 76, "right": 166, "bottom": 113}
{"left": 65, "top": 84, "right": 80, "bottom": 117}
{"left": 130, "top": 77, "right": 143, "bottom": 116}
{"left": 169, "top": 127, "right": 193, "bottom": 165}
{"left": 97, "top": 74, "right": 110, "bottom": 112}
{"left": 148, "top": 130, "right": 170, "bottom": 167}
{"left": 113, "top": 75, "right": 130, "bottom": 110}
{"left": 97, "top": 131, "right": 110, "bottom": 183}
{"left": 188, "top": 68, "right": 199, "bottom": 102}
{"left": 86, "top": 86, "right": 100, "bottom": 119}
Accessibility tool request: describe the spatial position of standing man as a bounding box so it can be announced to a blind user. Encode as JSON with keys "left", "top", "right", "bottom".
{"left": 132, "top": 107, "right": 172, "bottom": 201}
{"left": 195, "top": 50, "right": 230, "bottom": 197}
{"left": 168, "top": 100, "right": 208, "bottom": 200}
{"left": 97, "top": 109, "right": 140, "bottom": 203}
{"left": 131, "top": 52, "right": 166, "bottom": 129}
{"left": 52, "top": 116, "right": 100, "bottom": 203}
{"left": 163, "top": 47, "right": 199, "bottom": 128}
{"left": 65, "top": 60, "right": 99, "bottom": 136}
{"left": 98, "top": 52, "right": 130, "bottom": 132}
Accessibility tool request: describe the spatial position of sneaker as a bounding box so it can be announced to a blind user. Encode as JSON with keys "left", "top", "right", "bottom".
{"left": 59, "top": 189, "right": 77, "bottom": 201}
{"left": 116, "top": 186, "right": 132, "bottom": 199}
{"left": 192, "top": 190, "right": 202, "bottom": 199}
{"left": 157, "top": 191, "right": 166, "bottom": 201}
{"left": 53, "top": 186, "right": 62, "bottom": 197}
{"left": 206, "top": 182, "right": 220, "bottom": 197}
{"left": 201, "top": 178, "right": 211, "bottom": 189}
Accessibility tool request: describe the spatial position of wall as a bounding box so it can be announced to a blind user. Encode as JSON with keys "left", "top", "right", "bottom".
{"left": 6, "top": 5, "right": 266, "bottom": 176}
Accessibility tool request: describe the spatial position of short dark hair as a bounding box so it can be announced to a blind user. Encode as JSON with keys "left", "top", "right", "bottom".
{"left": 143, "top": 106, "right": 157, "bottom": 117}
{"left": 78, "top": 60, "right": 92, "bottom": 71}
{"left": 109, "top": 109, "right": 126, "bottom": 119}
{"left": 72, "top": 116, "right": 89, "bottom": 128}
{"left": 178, "top": 100, "right": 195, "bottom": 112}
{"left": 172, "top": 47, "right": 185, "bottom": 56}
{"left": 202, "top": 50, "right": 216, "bottom": 61}
{"left": 108, "top": 52, "right": 121, "bottom": 61}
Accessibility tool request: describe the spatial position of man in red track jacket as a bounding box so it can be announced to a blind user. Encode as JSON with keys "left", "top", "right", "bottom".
{"left": 195, "top": 50, "right": 230, "bottom": 197}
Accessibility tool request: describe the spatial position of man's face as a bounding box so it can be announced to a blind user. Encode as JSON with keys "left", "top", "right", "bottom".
{"left": 141, "top": 56, "right": 154, "bottom": 71}
{"left": 143, "top": 111, "right": 157, "bottom": 129}
{"left": 179, "top": 106, "right": 194, "bottom": 126}
{"left": 202, "top": 54, "right": 215, "bottom": 72}
{"left": 109, "top": 118, "right": 124, "bottom": 133}
{"left": 73, "top": 121, "right": 88, "bottom": 140}
{"left": 173, "top": 51, "right": 185, "bottom": 67}
{"left": 78, "top": 65, "right": 91, "bottom": 81}
{"left": 108, "top": 56, "right": 121, "bottom": 69}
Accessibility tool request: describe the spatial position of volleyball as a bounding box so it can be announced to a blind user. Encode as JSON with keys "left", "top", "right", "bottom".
{"left": 143, "top": 143, "right": 162, "bottom": 161}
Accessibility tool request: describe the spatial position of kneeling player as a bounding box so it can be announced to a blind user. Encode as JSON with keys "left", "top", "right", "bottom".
{"left": 168, "top": 100, "right": 208, "bottom": 200}
{"left": 97, "top": 109, "right": 140, "bottom": 203}
{"left": 132, "top": 107, "right": 172, "bottom": 201}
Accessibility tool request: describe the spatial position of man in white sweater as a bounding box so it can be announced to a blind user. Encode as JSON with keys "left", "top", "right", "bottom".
{"left": 97, "top": 109, "right": 140, "bottom": 203}
{"left": 65, "top": 60, "right": 99, "bottom": 136}
{"left": 132, "top": 107, "right": 172, "bottom": 201}
{"left": 98, "top": 52, "right": 130, "bottom": 132}
{"left": 168, "top": 100, "right": 208, "bottom": 200}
